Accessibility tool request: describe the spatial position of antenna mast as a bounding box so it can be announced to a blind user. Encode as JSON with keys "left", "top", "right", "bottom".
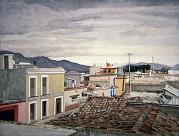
{"left": 0, "top": 40, "right": 1, "bottom": 51}
{"left": 152, "top": 56, "right": 154, "bottom": 72}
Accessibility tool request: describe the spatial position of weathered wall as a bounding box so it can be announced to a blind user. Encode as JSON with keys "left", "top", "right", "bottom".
{"left": 64, "top": 88, "right": 87, "bottom": 106}
{"left": 65, "top": 72, "right": 81, "bottom": 87}
{"left": 0, "top": 69, "right": 26, "bottom": 101}
{"left": 127, "top": 83, "right": 166, "bottom": 93}
{"left": 116, "top": 77, "right": 126, "bottom": 96}
{"left": 64, "top": 87, "right": 110, "bottom": 108}
{"left": 167, "top": 81, "right": 179, "bottom": 90}
{"left": 0, "top": 55, "right": 4, "bottom": 69}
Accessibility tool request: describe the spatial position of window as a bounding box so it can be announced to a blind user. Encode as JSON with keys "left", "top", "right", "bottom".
{"left": 41, "top": 99, "right": 48, "bottom": 119}
{"left": 70, "top": 95, "right": 79, "bottom": 102}
{"left": 29, "top": 76, "right": 37, "bottom": 97}
{"left": 41, "top": 75, "right": 48, "bottom": 95}
{"left": 82, "top": 92, "right": 88, "bottom": 97}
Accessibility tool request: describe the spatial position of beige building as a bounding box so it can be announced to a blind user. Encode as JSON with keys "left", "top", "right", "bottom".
{"left": 25, "top": 68, "right": 65, "bottom": 123}
{"left": 116, "top": 76, "right": 126, "bottom": 96}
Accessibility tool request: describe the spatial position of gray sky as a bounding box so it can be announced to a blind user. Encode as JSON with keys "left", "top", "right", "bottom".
{"left": 0, "top": 0, "right": 179, "bottom": 66}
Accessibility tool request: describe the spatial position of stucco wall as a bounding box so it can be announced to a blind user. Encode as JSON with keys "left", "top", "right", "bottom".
{"left": 116, "top": 77, "right": 126, "bottom": 96}
{"left": 0, "top": 102, "right": 26, "bottom": 123}
{"left": 128, "top": 83, "right": 165, "bottom": 93}
{"left": 18, "top": 102, "right": 26, "bottom": 123}
{"left": 0, "top": 69, "right": 26, "bottom": 101}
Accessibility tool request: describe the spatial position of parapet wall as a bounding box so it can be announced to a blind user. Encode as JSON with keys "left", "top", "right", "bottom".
{"left": 127, "top": 83, "right": 166, "bottom": 93}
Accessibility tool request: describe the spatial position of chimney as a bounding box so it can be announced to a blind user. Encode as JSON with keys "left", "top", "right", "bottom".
{"left": 33, "top": 61, "right": 37, "bottom": 66}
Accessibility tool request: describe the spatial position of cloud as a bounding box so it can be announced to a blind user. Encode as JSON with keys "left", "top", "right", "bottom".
{"left": 0, "top": 0, "right": 179, "bottom": 66}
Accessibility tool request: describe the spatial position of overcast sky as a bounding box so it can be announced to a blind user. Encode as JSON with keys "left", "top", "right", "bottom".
{"left": 0, "top": 0, "right": 179, "bottom": 66}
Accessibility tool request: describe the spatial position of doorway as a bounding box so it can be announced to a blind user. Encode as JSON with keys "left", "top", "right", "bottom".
{"left": 0, "top": 109, "right": 14, "bottom": 121}
{"left": 55, "top": 97, "right": 63, "bottom": 114}
{"left": 29, "top": 102, "right": 37, "bottom": 123}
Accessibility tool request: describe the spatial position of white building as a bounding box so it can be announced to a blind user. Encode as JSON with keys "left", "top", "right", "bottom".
{"left": 0, "top": 54, "right": 15, "bottom": 70}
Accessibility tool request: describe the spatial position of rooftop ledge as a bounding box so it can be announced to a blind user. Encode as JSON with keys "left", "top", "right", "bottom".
{"left": 26, "top": 67, "right": 65, "bottom": 74}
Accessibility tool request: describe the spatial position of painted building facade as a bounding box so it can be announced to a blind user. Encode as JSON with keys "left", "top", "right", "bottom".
{"left": 0, "top": 68, "right": 65, "bottom": 124}
{"left": 25, "top": 68, "right": 65, "bottom": 123}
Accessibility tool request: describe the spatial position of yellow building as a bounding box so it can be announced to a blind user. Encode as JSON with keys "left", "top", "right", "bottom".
{"left": 25, "top": 68, "right": 65, "bottom": 123}
{"left": 115, "top": 76, "right": 126, "bottom": 96}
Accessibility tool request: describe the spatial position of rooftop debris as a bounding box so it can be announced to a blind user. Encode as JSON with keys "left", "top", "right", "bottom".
{"left": 46, "top": 96, "right": 179, "bottom": 135}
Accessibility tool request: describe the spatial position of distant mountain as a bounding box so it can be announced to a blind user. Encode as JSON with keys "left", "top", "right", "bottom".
{"left": 148, "top": 63, "right": 170, "bottom": 70}
{"left": 0, "top": 50, "right": 90, "bottom": 73}
{"left": 123, "top": 62, "right": 170, "bottom": 70}
{"left": 171, "top": 64, "right": 179, "bottom": 70}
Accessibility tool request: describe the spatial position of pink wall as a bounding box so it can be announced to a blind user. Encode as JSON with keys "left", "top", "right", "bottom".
{"left": 17, "top": 102, "right": 26, "bottom": 123}
{"left": 0, "top": 102, "right": 26, "bottom": 123}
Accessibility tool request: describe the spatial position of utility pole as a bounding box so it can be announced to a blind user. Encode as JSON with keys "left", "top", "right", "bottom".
{"left": 128, "top": 53, "right": 133, "bottom": 94}
{"left": 152, "top": 56, "right": 154, "bottom": 73}
{"left": 0, "top": 40, "right": 1, "bottom": 51}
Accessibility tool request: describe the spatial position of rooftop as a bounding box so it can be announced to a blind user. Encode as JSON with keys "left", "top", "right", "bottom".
{"left": 46, "top": 96, "right": 179, "bottom": 135}
{"left": 0, "top": 98, "right": 22, "bottom": 105}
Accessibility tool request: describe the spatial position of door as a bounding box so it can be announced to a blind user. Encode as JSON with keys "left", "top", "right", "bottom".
{"left": 30, "top": 103, "right": 35, "bottom": 121}
{"left": 56, "top": 98, "right": 62, "bottom": 114}
{"left": 42, "top": 101, "right": 47, "bottom": 117}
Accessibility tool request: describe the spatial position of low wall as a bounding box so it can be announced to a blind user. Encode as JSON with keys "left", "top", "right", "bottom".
{"left": 167, "top": 81, "right": 179, "bottom": 90}
{"left": 127, "top": 83, "right": 165, "bottom": 93}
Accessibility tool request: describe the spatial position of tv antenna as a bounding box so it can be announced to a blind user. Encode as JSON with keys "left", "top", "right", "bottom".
{"left": 128, "top": 53, "right": 133, "bottom": 93}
